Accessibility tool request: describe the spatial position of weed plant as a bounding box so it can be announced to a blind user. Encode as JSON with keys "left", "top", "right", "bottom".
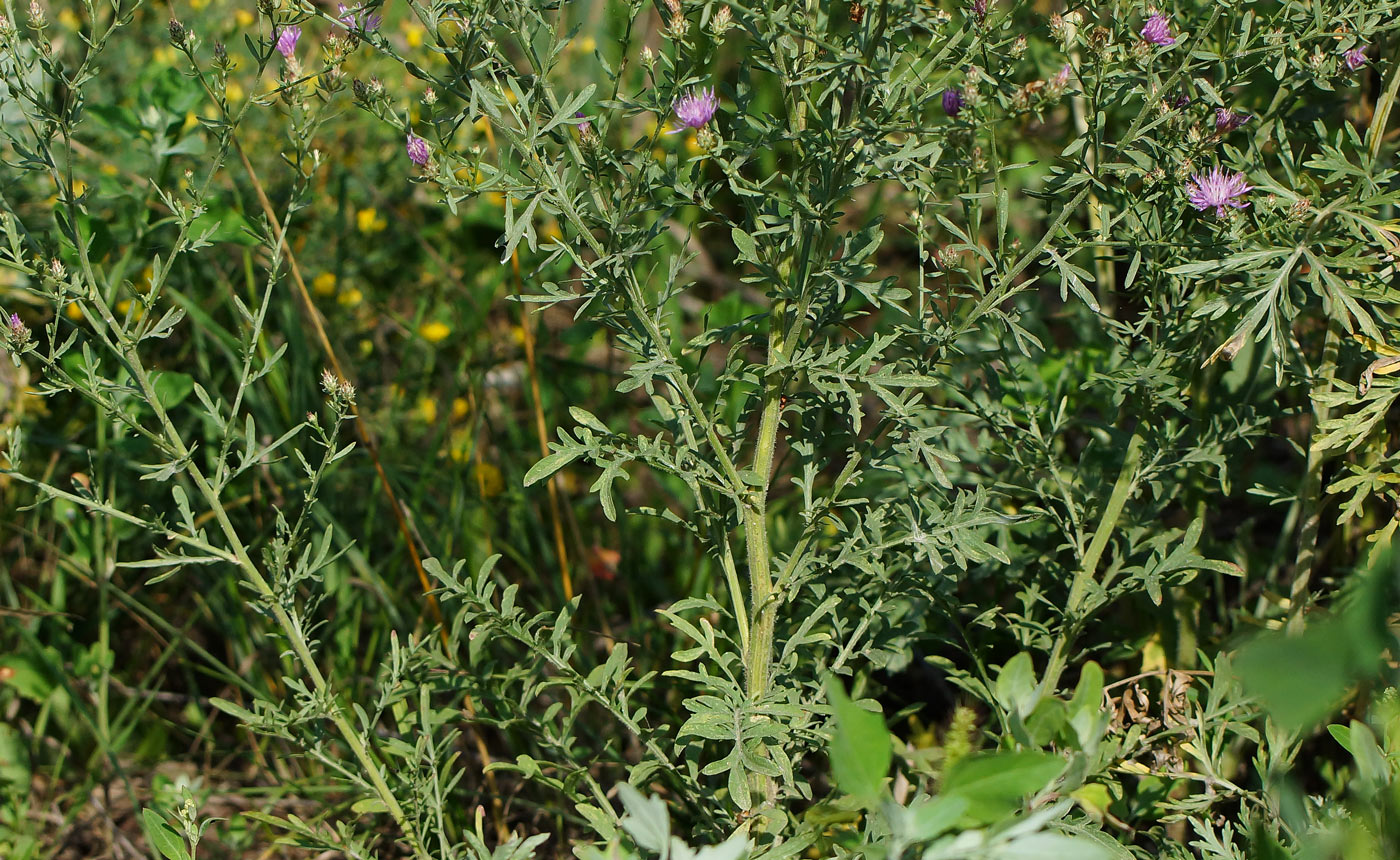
{"left": 4, "top": 0, "right": 1400, "bottom": 858}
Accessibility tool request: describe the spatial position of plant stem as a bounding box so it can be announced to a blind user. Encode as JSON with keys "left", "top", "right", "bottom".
{"left": 53, "top": 120, "right": 430, "bottom": 858}
{"left": 1041, "top": 428, "right": 1144, "bottom": 695}
{"left": 1289, "top": 319, "right": 1340, "bottom": 634}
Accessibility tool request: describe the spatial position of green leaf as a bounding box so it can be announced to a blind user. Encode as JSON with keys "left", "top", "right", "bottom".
{"left": 995, "top": 652, "right": 1039, "bottom": 718}
{"left": 905, "top": 794, "right": 969, "bottom": 842}
{"left": 991, "top": 832, "right": 1114, "bottom": 860}
{"left": 617, "top": 783, "right": 669, "bottom": 853}
{"left": 523, "top": 447, "right": 583, "bottom": 486}
{"left": 351, "top": 797, "right": 389, "bottom": 814}
{"left": 824, "top": 676, "right": 891, "bottom": 804}
{"left": 731, "top": 227, "right": 759, "bottom": 264}
{"left": 189, "top": 208, "right": 259, "bottom": 246}
{"left": 151, "top": 371, "right": 195, "bottom": 411}
{"left": 942, "top": 751, "right": 1065, "bottom": 823}
{"left": 141, "top": 809, "right": 191, "bottom": 860}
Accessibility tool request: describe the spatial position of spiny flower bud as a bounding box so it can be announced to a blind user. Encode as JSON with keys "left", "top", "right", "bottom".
{"left": 641, "top": 45, "right": 655, "bottom": 67}
{"left": 321, "top": 368, "right": 356, "bottom": 408}
{"left": 405, "top": 132, "right": 430, "bottom": 166}
{"left": 3, "top": 311, "right": 31, "bottom": 353}
{"left": 423, "top": 86, "right": 437, "bottom": 105}
{"left": 27, "top": 0, "right": 44, "bottom": 26}
{"left": 168, "top": 18, "right": 188, "bottom": 47}
{"left": 710, "top": 5, "right": 732, "bottom": 37}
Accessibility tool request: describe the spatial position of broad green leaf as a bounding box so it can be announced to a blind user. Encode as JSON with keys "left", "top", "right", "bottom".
{"left": 942, "top": 751, "right": 1065, "bottom": 823}
{"left": 141, "top": 809, "right": 191, "bottom": 860}
{"left": 617, "top": 784, "right": 669, "bottom": 853}
{"left": 825, "top": 676, "right": 891, "bottom": 804}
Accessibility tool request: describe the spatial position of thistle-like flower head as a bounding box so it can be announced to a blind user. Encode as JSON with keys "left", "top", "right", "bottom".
{"left": 406, "top": 132, "right": 430, "bottom": 166}
{"left": 1214, "top": 108, "right": 1250, "bottom": 134}
{"left": 1140, "top": 13, "right": 1175, "bottom": 46}
{"left": 942, "top": 89, "right": 965, "bottom": 117}
{"left": 1186, "top": 167, "right": 1251, "bottom": 217}
{"left": 1344, "top": 45, "right": 1368, "bottom": 71}
{"left": 275, "top": 25, "right": 300, "bottom": 59}
{"left": 337, "top": 3, "right": 382, "bottom": 32}
{"left": 671, "top": 87, "right": 718, "bottom": 133}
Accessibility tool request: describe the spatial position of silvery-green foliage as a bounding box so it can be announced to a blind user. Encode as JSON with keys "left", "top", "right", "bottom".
{"left": 4, "top": 0, "right": 1400, "bottom": 857}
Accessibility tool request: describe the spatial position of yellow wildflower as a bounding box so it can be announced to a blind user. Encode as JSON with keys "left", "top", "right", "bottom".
{"left": 64, "top": 303, "right": 84, "bottom": 321}
{"left": 402, "top": 22, "right": 425, "bottom": 47}
{"left": 99, "top": 163, "right": 119, "bottom": 177}
{"left": 338, "top": 288, "right": 363, "bottom": 307}
{"left": 356, "top": 207, "right": 387, "bottom": 233}
{"left": 451, "top": 397, "right": 469, "bottom": 421}
{"left": 473, "top": 462, "right": 504, "bottom": 498}
{"left": 234, "top": 9, "right": 254, "bottom": 27}
{"left": 57, "top": 8, "right": 79, "bottom": 29}
{"left": 135, "top": 266, "right": 154, "bottom": 293}
{"left": 580, "top": 36, "right": 597, "bottom": 53}
{"left": 225, "top": 81, "right": 245, "bottom": 104}
{"left": 448, "top": 427, "right": 473, "bottom": 461}
{"left": 417, "top": 396, "right": 438, "bottom": 423}
{"left": 419, "top": 321, "right": 451, "bottom": 343}
{"left": 312, "top": 272, "right": 337, "bottom": 296}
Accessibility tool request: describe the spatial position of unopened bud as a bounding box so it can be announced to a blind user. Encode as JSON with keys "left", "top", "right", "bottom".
{"left": 710, "top": 6, "right": 732, "bottom": 36}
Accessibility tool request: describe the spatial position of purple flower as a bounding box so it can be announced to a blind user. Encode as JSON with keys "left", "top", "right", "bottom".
{"left": 1171, "top": 92, "right": 1191, "bottom": 109}
{"left": 1214, "top": 108, "right": 1250, "bottom": 134}
{"left": 1186, "top": 167, "right": 1251, "bottom": 217}
{"left": 337, "top": 3, "right": 382, "bottom": 32}
{"left": 1344, "top": 45, "right": 1368, "bottom": 71}
{"left": 275, "top": 25, "right": 300, "bottom": 59}
{"left": 942, "top": 88, "right": 965, "bottom": 117}
{"left": 1053, "top": 64, "right": 1072, "bottom": 88}
{"left": 1140, "top": 13, "right": 1175, "bottom": 47}
{"left": 406, "top": 132, "right": 430, "bottom": 166}
{"left": 575, "top": 111, "right": 592, "bottom": 136}
{"left": 3, "top": 311, "right": 29, "bottom": 349}
{"left": 972, "top": 0, "right": 987, "bottom": 22}
{"left": 670, "top": 87, "right": 718, "bottom": 133}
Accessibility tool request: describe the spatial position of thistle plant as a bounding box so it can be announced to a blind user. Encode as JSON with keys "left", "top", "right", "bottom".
{"left": 3, "top": 0, "right": 1400, "bottom": 858}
